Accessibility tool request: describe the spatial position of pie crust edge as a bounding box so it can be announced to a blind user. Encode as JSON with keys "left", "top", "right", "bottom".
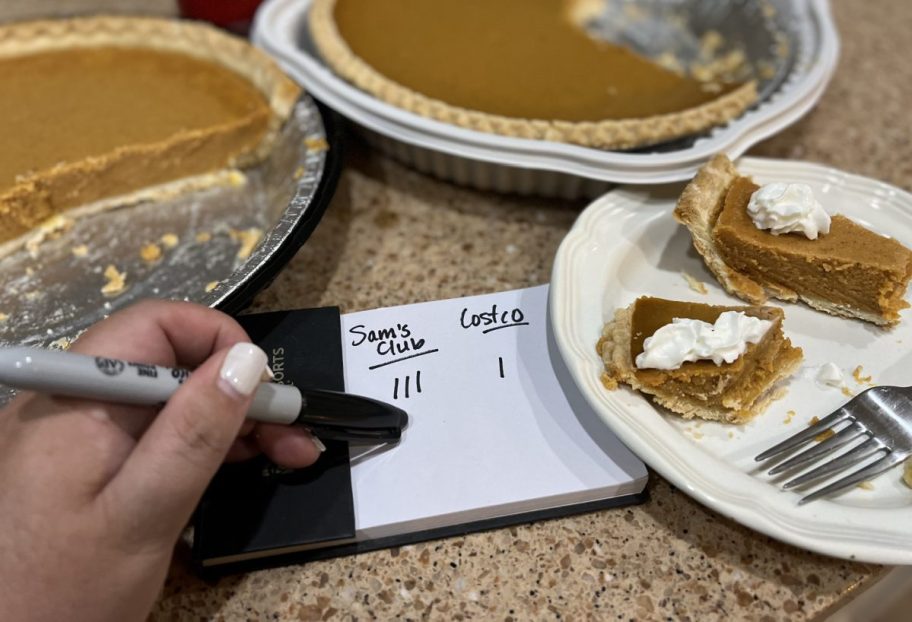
{"left": 673, "top": 154, "right": 771, "bottom": 304}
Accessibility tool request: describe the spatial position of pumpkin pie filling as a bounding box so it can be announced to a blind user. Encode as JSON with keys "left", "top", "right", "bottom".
{"left": 0, "top": 16, "right": 301, "bottom": 249}
{"left": 598, "top": 296, "right": 802, "bottom": 423}
{"left": 309, "top": 0, "right": 758, "bottom": 149}
{"left": 332, "top": 0, "right": 741, "bottom": 121}
{"left": 675, "top": 155, "right": 912, "bottom": 326}
{"left": 713, "top": 176, "right": 912, "bottom": 322}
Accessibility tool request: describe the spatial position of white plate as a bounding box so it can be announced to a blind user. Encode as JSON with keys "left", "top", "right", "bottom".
{"left": 550, "top": 156, "right": 912, "bottom": 564}
{"left": 252, "top": 0, "right": 840, "bottom": 185}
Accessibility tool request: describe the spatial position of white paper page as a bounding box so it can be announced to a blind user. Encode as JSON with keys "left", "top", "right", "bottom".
{"left": 342, "top": 285, "right": 647, "bottom": 539}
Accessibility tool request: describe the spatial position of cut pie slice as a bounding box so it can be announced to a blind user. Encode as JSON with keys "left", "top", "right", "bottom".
{"left": 674, "top": 155, "right": 912, "bottom": 326}
{"left": 0, "top": 16, "right": 301, "bottom": 248}
{"left": 597, "top": 296, "right": 802, "bottom": 423}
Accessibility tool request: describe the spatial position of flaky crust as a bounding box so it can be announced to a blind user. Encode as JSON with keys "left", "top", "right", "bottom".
{"left": 596, "top": 302, "right": 801, "bottom": 424}
{"left": 673, "top": 154, "right": 772, "bottom": 304}
{"left": 674, "top": 155, "right": 905, "bottom": 326}
{"left": 0, "top": 15, "right": 301, "bottom": 161}
{"left": 308, "top": 0, "right": 757, "bottom": 150}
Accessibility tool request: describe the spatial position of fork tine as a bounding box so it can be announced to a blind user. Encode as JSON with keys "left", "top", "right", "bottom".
{"left": 768, "top": 422, "right": 867, "bottom": 476}
{"left": 755, "top": 409, "right": 852, "bottom": 462}
{"left": 797, "top": 452, "right": 906, "bottom": 505}
{"left": 782, "top": 438, "right": 886, "bottom": 489}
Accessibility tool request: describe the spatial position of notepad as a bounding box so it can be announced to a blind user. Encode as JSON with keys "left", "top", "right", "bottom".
{"left": 340, "top": 284, "right": 646, "bottom": 542}
{"left": 195, "top": 285, "right": 647, "bottom": 571}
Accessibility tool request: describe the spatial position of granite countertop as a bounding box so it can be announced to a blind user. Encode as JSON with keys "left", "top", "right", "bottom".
{"left": 6, "top": 0, "right": 905, "bottom": 619}
{"left": 151, "top": 1, "right": 909, "bottom": 619}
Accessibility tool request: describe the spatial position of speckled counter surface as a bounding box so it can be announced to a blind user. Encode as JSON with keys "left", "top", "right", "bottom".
{"left": 9, "top": 0, "right": 905, "bottom": 619}
{"left": 149, "top": 2, "right": 911, "bottom": 619}
{"left": 154, "top": 1, "right": 908, "bottom": 620}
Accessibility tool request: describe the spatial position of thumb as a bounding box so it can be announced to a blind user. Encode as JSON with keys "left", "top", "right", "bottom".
{"left": 100, "top": 342, "right": 267, "bottom": 541}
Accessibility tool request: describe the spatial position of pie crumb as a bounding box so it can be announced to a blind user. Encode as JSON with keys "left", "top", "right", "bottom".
{"left": 856, "top": 481, "right": 874, "bottom": 491}
{"left": 101, "top": 265, "right": 127, "bottom": 296}
{"left": 293, "top": 166, "right": 306, "bottom": 180}
{"left": 229, "top": 227, "right": 263, "bottom": 260}
{"left": 655, "top": 52, "right": 684, "bottom": 74}
{"left": 809, "top": 415, "right": 835, "bottom": 442}
{"left": 304, "top": 136, "right": 329, "bottom": 152}
{"left": 727, "top": 431, "right": 734, "bottom": 439}
{"left": 903, "top": 459, "right": 912, "bottom": 488}
{"left": 25, "top": 214, "right": 74, "bottom": 256}
{"left": 0, "top": 312, "right": 8, "bottom": 322}
{"left": 600, "top": 373, "right": 618, "bottom": 391}
{"left": 195, "top": 232, "right": 212, "bottom": 243}
{"left": 160, "top": 233, "right": 179, "bottom": 249}
{"left": 852, "top": 365, "right": 873, "bottom": 386}
{"left": 48, "top": 337, "right": 71, "bottom": 350}
{"left": 784, "top": 410, "right": 796, "bottom": 424}
{"left": 566, "top": 0, "right": 603, "bottom": 24}
{"left": 71, "top": 244, "right": 89, "bottom": 258}
{"left": 699, "top": 30, "right": 724, "bottom": 56}
{"left": 775, "top": 38, "right": 790, "bottom": 61}
{"left": 204, "top": 281, "right": 219, "bottom": 293}
{"left": 841, "top": 386, "right": 855, "bottom": 398}
{"left": 140, "top": 243, "right": 163, "bottom": 263}
{"left": 681, "top": 272, "right": 708, "bottom": 294}
{"left": 757, "top": 60, "right": 776, "bottom": 80}
{"left": 227, "top": 170, "right": 246, "bottom": 188}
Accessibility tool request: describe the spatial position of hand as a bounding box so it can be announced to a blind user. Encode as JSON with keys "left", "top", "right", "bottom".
{"left": 0, "top": 300, "right": 323, "bottom": 621}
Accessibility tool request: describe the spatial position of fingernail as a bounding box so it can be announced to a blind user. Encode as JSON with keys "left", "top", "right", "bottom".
{"left": 261, "top": 364, "right": 275, "bottom": 382}
{"left": 310, "top": 433, "right": 327, "bottom": 453}
{"left": 219, "top": 343, "right": 268, "bottom": 398}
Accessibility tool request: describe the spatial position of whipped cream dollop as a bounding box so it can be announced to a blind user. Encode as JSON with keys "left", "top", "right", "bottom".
{"left": 815, "top": 362, "right": 844, "bottom": 388}
{"left": 635, "top": 311, "right": 772, "bottom": 370}
{"left": 747, "top": 182, "right": 831, "bottom": 240}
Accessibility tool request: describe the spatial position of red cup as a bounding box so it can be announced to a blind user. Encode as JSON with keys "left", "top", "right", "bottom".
{"left": 178, "top": 0, "right": 264, "bottom": 35}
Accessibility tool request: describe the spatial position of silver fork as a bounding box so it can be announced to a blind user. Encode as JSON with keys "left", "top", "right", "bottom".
{"left": 755, "top": 386, "right": 912, "bottom": 505}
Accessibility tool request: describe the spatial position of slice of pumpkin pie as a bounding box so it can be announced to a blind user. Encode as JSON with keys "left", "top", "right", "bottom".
{"left": 674, "top": 155, "right": 912, "bottom": 326}
{"left": 597, "top": 296, "right": 802, "bottom": 423}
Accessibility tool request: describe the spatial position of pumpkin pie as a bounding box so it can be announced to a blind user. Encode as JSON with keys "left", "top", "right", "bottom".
{"left": 0, "top": 16, "right": 301, "bottom": 248}
{"left": 675, "top": 155, "right": 912, "bottom": 326}
{"left": 308, "top": 0, "right": 757, "bottom": 150}
{"left": 597, "top": 296, "right": 802, "bottom": 423}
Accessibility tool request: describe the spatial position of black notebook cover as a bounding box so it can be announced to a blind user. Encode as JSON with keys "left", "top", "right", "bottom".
{"left": 192, "top": 307, "right": 355, "bottom": 568}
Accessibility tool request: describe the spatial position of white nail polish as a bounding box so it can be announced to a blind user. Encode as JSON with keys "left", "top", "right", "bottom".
{"left": 311, "top": 434, "right": 327, "bottom": 453}
{"left": 219, "top": 343, "right": 268, "bottom": 397}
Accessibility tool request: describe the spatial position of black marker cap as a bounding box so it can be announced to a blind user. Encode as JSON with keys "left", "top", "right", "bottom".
{"left": 295, "top": 388, "right": 408, "bottom": 442}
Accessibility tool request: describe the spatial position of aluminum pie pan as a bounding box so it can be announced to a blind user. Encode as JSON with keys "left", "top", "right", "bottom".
{"left": 0, "top": 94, "right": 342, "bottom": 401}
